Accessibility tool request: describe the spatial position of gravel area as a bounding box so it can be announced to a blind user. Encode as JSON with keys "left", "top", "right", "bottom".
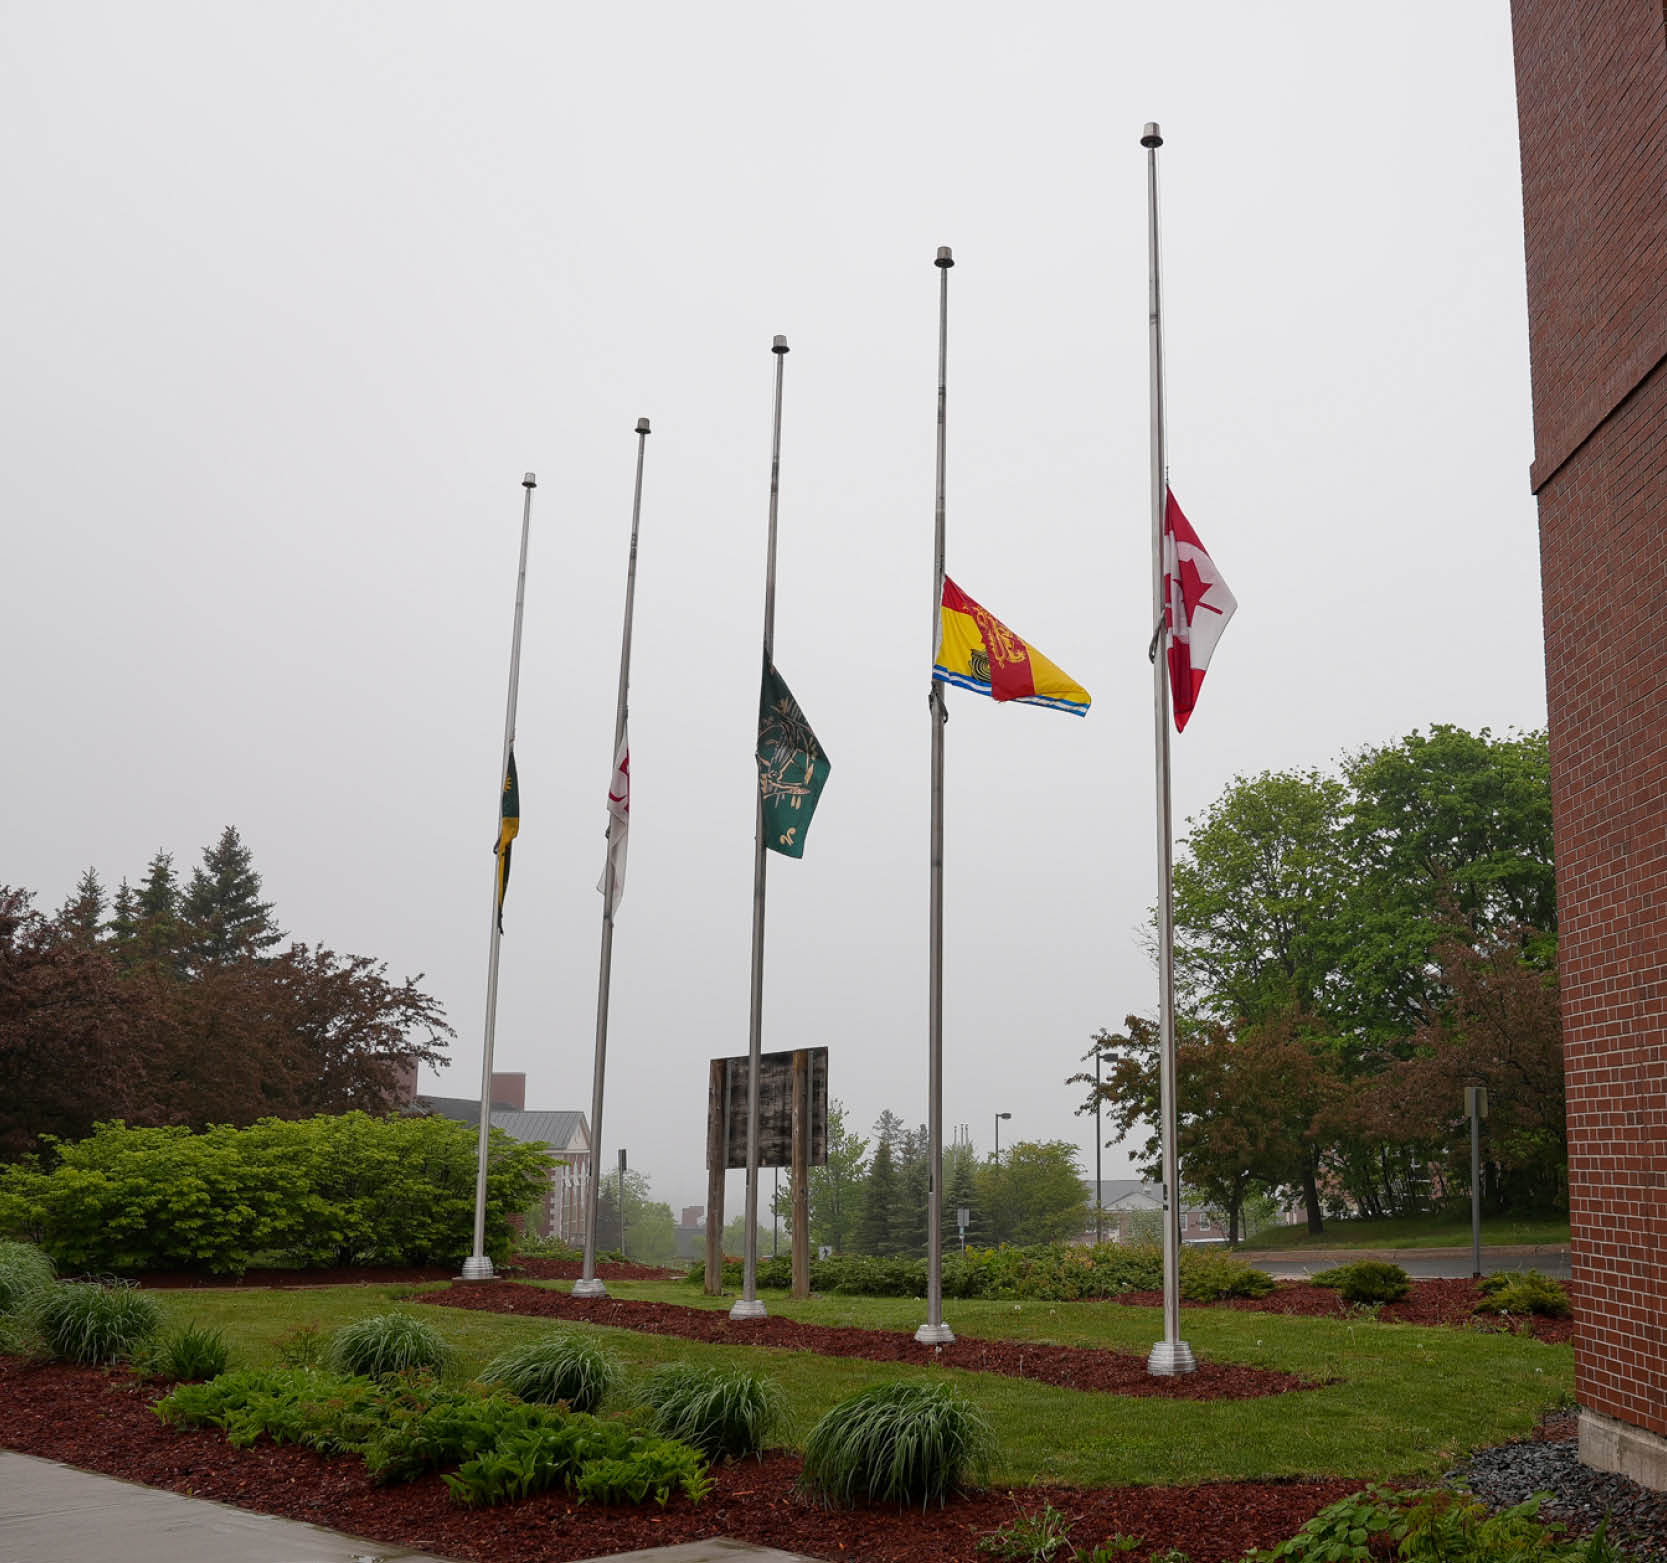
{"left": 1451, "top": 1416, "right": 1667, "bottom": 1562}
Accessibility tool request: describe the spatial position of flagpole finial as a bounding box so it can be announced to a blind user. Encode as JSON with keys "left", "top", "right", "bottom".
{"left": 522, "top": 472, "right": 537, "bottom": 488}
{"left": 1141, "top": 122, "right": 1163, "bottom": 148}
{"left": 772, "top": 334, "right": 789, "bottom": 355}
{"left": 935, "top": 245, "right": 955, "bottom": 268}
{"left": 635, "top": 417, "right": 651, "bottom": 435}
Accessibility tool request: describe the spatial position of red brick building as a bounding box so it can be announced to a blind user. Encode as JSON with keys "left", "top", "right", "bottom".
{"left": 1510, "top": 1, "right": 1667, "bottom": 1488}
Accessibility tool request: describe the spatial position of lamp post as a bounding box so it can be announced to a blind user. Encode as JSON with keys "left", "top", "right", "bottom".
{"left": 994, "top": 1111, "right": 1012, "bottom": 1162}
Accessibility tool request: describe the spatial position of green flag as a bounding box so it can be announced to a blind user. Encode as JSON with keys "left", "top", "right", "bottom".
{"left": 757, "top": 659, "right": 830, "bottom": 858}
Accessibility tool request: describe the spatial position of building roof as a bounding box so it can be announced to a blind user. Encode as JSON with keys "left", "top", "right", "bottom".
{"left": 1083, "top": 1178, "right": 1213, "bottom": 1213}
{"left": 415, "top": 1096, "right": 588, "bottom": 1153}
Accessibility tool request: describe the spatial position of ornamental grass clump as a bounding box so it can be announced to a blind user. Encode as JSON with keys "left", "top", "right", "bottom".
{"left": 800, "top": 1380, "right": 995, "bottom": 1509}
{"left": 156, "top": 1321, "right": 231, "bottom": 1381}
{"left": 327, "top": 1311, "right": 451, "bottom": 1380}
{"left": 477, "top": 1330, "right": 621, "bottom": 1414}
{"left": 0, "top": 1242, "right": 55, "bottom": 1316}
{"left": 31, "top": 1279, "right": 161, "bottom": 1365}
{"left": 637, "top": 1362, "right": 786, "bottom": 1460}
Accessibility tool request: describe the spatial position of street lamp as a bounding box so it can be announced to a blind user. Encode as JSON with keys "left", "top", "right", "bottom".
{"left": 994, "top": 1111, "right": 1012, "bottom": 1162}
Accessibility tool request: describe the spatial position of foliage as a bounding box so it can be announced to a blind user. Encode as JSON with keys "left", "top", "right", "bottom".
{"left": 1309, "top": 1261, "right": 1411, "bottom": 1305}
{"left": 514, "top": 1234, "right": 584, "bottom": 1261}
{"left": 0, "top": 1240, "right": 54, "bottom": 1313}
{"left": 151, "top": 1320, "right": 232, "bottom": 1381}
{"left": 976, "top": 1142, "right": 1091, "bottom": 1249}
{"left": 30, "top": 1278, "right": 162, "bottom": 1364}
{"left": 799, "top": 1380, "right": 995, "bottom": 1509}
{"left": 593, "top": 1168, "right": 679, "bottom": 1265}
{"left": 808, "top": 1099, "right": 869, "bottom": 1253}
{"left": 0, "top": 1113, "right": 551, "bottom": 1274}
{"left": 1250, "top": 1484, "right": 1621, "bottom": 1563}
{"left": 855, "top": 1117, "right": 902, "bottom": 1255}
{"left": 478, "top": 1330, "right": 622, "bottom": 1412}
{"left": 978, "top": 1500, "right": 1078, "bottom": 1562}
{"left": 1475, "top": 1270, "right": 1570, "bottom": 1318}
{"left": 327, "top": 1311, "right": 451, "bottom": 1379}
{"left": 636, "top": 1361, "right": 786, "bottom": 1460}
{"left": 180, "top": 826, "right": 284, "bottom": 966}
{"left": 155, "top": 1366, "right": 712, "bottom": 1510}
{"left": 1177, "top": 1249, "right": 1275, "bottom": 1301}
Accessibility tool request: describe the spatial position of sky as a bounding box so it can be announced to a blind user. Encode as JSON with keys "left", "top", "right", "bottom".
{"left": 1, "top": 4, "right": 1547, "bottom": 1219}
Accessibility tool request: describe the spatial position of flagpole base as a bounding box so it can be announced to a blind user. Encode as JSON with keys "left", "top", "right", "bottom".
{"left": 460, "top": 1256, "right": 496, "bottom": 1281}
{"left": 914, "top": 1321, "right": 956, "bottom": 1346}
{"left": 572, "top": 1278, "right": 608, "bottom": 1299}
{"left": 729, "top": 1297, "right": 768, "bottom": 1321}
{"left": 1146, "top": 1339, "right": 1197, "bottom": 1376}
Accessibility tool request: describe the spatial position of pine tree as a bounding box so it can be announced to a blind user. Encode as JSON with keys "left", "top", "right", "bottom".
{"left": 56, "top": 867, "right": 105, "bottom": 942}
{"left": 855, "top": 1133, "right": 897, "bottom": 1256}
{"left": 888, "top": 1122, "right": 930, "bottom": 1258}
{"left": 105, "top": 878, "right": 138, "bottom": 963}
{"left": 183, "top": 826, "right": 283, "bottom": 965}
{"left": 944, "top": 1142, "right": 979, "bottom": 1251}
{"left": 132, "top": 852, "right": 184, "bottom": 969}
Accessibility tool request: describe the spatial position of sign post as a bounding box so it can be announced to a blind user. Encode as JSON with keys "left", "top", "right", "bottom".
{"left": 1465, "top": 1086, "right": 1488, "bottom": 1278}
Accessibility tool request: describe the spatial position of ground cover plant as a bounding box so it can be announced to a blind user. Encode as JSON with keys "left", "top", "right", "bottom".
{"left": 150, "top": 1320, "right": 230, "bottom": 1381}
{"left": 478, "top": 1329, "right": 622, "bottom": 1412}
{"left": 1474, "top": 1271, "right": 1570, "bottom": 1319}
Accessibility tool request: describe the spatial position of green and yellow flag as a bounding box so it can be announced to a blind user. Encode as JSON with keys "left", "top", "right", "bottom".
{"left": 495, "top": 747, "right": 520, "bottom": 931}
{"left": 757, "top": 659, "right": 830, "bottom": 858}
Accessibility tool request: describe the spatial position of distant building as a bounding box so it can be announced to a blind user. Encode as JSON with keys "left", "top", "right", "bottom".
{"left": 1511, "top": 0, "right": 1667, "bottom": 1490}
{"left": 402, "top": 1068, "right": 592, "bottom": 1244}
{"left": 1079, "top": 1180, "right": 1235, "bottom": 1245}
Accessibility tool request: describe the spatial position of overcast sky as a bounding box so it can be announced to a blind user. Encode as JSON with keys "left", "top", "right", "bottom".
{"left": 2, "top": 4, "right": 1546, "bottom": 1218}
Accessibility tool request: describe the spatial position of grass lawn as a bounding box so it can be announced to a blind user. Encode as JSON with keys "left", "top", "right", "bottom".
{"left": 149, "top": 1278, "right": 1572, "bottom": 1491}
{"left": 1232, "top": 1213, "right": 1570, "bottom": 1251}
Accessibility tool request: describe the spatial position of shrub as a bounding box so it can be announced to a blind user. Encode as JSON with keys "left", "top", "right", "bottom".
{"left": 1309, "top": 1260, "right": 1410, "bottom": 1305}
{"left": 477, "top": 1331, "right": 621, "bottom": 1413}
{"left": 31, "top": 1279, "right": 162, "bottom": 1365}
{"left": 327, "top": 1312, "right": 451, "bottom": 1379}
{"left": 800, "top": 1380, "right": 995, "bottom": 1509}
{"left": 156, "top": 1321, "right": 231, "bottom": 1381}
{"left": 637, "top": 1362, "right": 786, "bottom": 1460}
{"left": 1474, "top": 1270, "right": 1570, "bottom": 1318}
{"left": 0, "top": 1241, "right": 55, "bottom": 1315}
{"left": 1178, "top": 1249, "right": 1275, "bottom": 1301}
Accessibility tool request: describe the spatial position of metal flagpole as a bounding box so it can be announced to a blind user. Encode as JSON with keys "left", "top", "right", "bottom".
{"left": 463, "top": 472, "right": 537, "bottom": 1282}
{"left": 916, "top": 246, "right": 955, "bottom": 1346}
{"left": 575, "top": 418, "right": 651, "bottom": 1300}
{"left": 1142, "top": 122, "right": 1196, "bottom": 1375}
{"left": 732, "top": 336, "right": 790, "bottom": 1321}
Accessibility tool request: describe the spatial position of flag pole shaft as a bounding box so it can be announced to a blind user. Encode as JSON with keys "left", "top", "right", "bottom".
{"left": 1142, "top": 122, "right": 1195, "bottom": 1376}
{"left": 916, "top": 247, "right": 955, "bottom": 1347}
{"left": 734, "top": 337, "right": 790, "bottom": 1320}
{"left": 576, "top": 419, "right": 651, "bottom": 1300}
{"left": 465, "top": 472, "right": 537, "bottom": 1281}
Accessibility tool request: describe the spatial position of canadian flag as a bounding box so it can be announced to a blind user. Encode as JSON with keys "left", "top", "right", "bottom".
{"left": 597, "top": 727, "right": 629, "bottom": 913}
{"left": 1163, "top": 489, "right": 1237, "bottom": 732}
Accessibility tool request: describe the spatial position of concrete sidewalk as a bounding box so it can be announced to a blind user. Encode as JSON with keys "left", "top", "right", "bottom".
{"left": 0, "top": 1452, "right": 814, "bottom": 1563}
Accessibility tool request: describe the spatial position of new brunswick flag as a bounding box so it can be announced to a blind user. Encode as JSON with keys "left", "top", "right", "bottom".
{"left": 758, "top": 658, "right": 830, "bottom": 858}
{"left": 495, "top": 747, "right": 519, "bottom": 933}
{"left": 933, "top": 577, "right": 1091, "bottom": 716}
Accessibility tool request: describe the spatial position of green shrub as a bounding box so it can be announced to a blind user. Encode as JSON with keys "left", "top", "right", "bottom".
{"left": 327, "top": 1312, "right": 451, "bottom": 1379}
{"left": 156, "top": 1322, "right": 231, "bottom": 1381}
{"left": 0, "top": 1241, "right": 55, "bottom": 1315}
{"left": 800, "top": 1380, "right": 995, "bottom": 1509}
{"left": 1309, "top": 1260, "right": 1410, "bottom": 1305}
{"left": 513, "top": 1234, "right": 583, "bottom": 1261}
{"left": 1474, "top": 1270, "right": 1570, "bottom": 1319}
{"left": 637, "top": 1362, "right": 786, "bottom": 1460}
{"left": 273, "top": 1323, "right": 329, "bottom": 1368}
{"left": 156, "top": 1366, "right": 384, "bottom": 1453}
{"left": 978, "top": 1499, "right": 1077, "bottom": 1561}
{"left": 477, "top": 1331, "right": 621, "bottom": 1413}
{"left": 0, "top": 1312, "right": 42, "bottom": 1358}
{"left": 1178, "top": 1249, "right": 1275, "bottom": 1301}
{"left": 31, "top": 1280, "right": 162, "bottom": 1364}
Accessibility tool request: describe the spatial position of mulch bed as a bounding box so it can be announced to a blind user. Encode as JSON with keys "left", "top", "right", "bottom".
{"left": 0, "top": 1358, "right": 1362, "bottom": 1563}
{"left": 419, "top": 1282, "right": 1317, "bottom": 1400}
{"left": 1112, "top": 1279, "right": 1574, "bottom": 1345}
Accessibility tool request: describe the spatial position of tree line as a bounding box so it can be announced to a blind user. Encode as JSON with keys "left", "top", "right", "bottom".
{"left": 1, "top": 827, "right": 451, "bottom": 1160}
{"left": 1075, "top": 725, "right": 1561, "bottom": 1240}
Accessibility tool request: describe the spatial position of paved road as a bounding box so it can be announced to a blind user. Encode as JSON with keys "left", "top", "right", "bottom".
{"left": 1248, "top": 1245, "right": 1571, "bottom": 1281}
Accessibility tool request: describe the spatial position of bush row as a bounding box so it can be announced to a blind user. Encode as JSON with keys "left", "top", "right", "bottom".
{"left": 0, "top": 1114, "right": 552, "bottom": 1275}
{"left": 695, "top": 1242, "right": 1276, "bottom": 1303}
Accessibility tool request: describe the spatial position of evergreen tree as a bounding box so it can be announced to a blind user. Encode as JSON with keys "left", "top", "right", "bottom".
{"left": 132, "top": 852, "right": 184, "bottom": 970}
{"left": 944, "top": 1141, "right": 979, "bottom": 1251}
{"left": 105, "top": 879, "right": 138, "bottom": 963}
{"left": 56, "top": 868, "right": 105, "bottom": 942}
{"left": 182, "top": 826, "right": 283, "bottom": 964}
{"left": 888, "top": 1122, "right": 930, "bottom": 1258}
{"left": 855, "top": 1132, "right": 898, "bottom": 1256}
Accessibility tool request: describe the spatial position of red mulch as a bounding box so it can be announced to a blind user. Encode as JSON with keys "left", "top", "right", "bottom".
{"left": 1112, "top": 1279, "right": 1574, "bottom": 1345}
{"left": 129, "top": 1258, "right": 676, "bottom": 1290}
{"left": 419, "top": 1282, "right": 1317, "bottom": 1400}
{"left": 0, "top": 1358, "right": 1362, "bottom": 1563}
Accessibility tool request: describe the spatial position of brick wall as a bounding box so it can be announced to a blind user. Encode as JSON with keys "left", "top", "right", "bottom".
{"left": 1512, "top": 0, "right": 1667, "bottom": 1447}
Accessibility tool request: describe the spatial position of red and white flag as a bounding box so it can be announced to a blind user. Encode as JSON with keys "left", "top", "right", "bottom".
{"left": 1163, "top": 489, "right": 1236, "bottom": 731}
{"left": 597, "top": 727, "right": 629, "bottom": 913}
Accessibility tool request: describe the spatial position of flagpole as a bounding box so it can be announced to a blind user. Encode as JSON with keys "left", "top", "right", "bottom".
{"left": 732, "top": 335, "right": 790, "bottom": 1321}
{"left": 1142, "top": 121, "right": 1196, "bottom": 1376}
{"left": 463, "top": 471, "right": 537, "bottom": 1282}
{"left": 916, "top": 246, "right": 955, "bottom": 1347}
{"left": 575, "top": 417, "right": 651, "bottom": 1300}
